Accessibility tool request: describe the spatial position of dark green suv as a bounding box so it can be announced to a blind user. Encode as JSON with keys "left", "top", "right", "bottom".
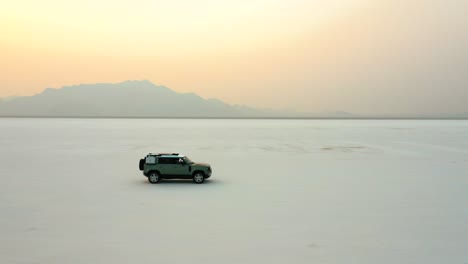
{"left": 139, "top": 153, "right": 212, "bottom": 184}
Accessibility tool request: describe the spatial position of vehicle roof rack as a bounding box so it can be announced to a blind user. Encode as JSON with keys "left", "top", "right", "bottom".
{"left": 148, "top": 152, "right": 179, "bottom": 156}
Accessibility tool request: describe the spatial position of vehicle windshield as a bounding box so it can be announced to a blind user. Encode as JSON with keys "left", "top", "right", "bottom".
{"left": 183, "top": 156, "right": 194, "bottom": 164}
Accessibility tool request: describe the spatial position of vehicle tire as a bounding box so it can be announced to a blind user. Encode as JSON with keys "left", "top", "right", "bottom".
{"left": 148, "top": 172, "right": 161, "bottom": 184}
{"left": 192, "top": 172, "right": 205, "bottom": 184}
{"left": 139, "top": 159, "right": 145, "bottom": 171}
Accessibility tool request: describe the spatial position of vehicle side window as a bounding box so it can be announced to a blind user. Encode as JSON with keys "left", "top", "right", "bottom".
{"left": 145, "top": 156, "right": 156, "bottom": 164}
{"left": 157, "top": 157, "right": 184, "bottom": 164}
{"left": 158, "top": 158, "right": 171, "bottom": 164}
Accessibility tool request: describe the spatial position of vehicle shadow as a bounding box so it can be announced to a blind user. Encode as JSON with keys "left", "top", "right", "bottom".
{"left": 134, "top": 178, "right": 222, "bottom": 186}
{"left": 158, "top": 179, "right": 219, "bottom": 185}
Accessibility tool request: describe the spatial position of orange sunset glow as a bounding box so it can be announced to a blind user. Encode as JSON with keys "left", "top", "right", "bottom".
{"left": 1, "top": 0, "right": 467, "bottom": 115}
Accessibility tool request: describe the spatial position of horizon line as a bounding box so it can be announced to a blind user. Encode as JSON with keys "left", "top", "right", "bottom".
{"left": 0, "top": 116, "right": 467, "bottom": 120}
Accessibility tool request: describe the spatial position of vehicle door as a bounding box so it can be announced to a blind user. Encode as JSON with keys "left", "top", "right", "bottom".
{"left": 157, "top": 157, "right": 172, "bottom": 175}
{"left": 170, "top": 157, "right": 190, "bottom": 176}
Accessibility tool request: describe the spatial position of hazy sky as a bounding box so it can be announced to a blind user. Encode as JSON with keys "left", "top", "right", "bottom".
{"left": 1, "top": 0, "right": 467, "bottom": 115}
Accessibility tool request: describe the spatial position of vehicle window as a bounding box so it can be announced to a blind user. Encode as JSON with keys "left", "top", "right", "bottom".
{"left": 145, "top": 156, "right": 156, "bottom": 164}
{"left": 158, "top": 157, "right": 180, "bottom": 164}
{"left": 183, "top": 157, "right": 193, "bottom": 164}
{"left": 158, "top": 158, "right": 171, "bottom": 164}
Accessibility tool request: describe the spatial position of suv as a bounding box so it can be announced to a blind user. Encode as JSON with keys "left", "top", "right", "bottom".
{"left": 139, "top": 153, "right": 212, "bottom": 184}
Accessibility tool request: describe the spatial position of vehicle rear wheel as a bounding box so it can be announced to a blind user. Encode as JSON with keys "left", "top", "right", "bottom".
{"left": 148, "top": 172, "right": 161, "bottom": 184}
{"left": 193, "top": 172, "right": 205, "bottom": 184}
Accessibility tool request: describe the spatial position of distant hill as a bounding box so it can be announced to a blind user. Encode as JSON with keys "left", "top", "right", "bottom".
{"left": 4, "top": 80, "right": 465, "bottom": 119}
{"left": 0, "top": 80, "right": 357, "bottom": 118}
{"left": 0, "top": 80, "right": 255, "bottom": 117}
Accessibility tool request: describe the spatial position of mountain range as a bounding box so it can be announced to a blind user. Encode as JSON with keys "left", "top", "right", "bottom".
{"left": 0, "top": 80, "right": 355, "bottom": 118}
{"left": 1, "top": 80, "right": 467, "bottom": 118}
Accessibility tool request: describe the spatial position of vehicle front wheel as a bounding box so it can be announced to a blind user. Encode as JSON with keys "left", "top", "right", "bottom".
{"left": 193, "top": 172, "right": 205, "bottom": 184}
{"left": 148, "top": 172, "right": 161, "bottom": 184}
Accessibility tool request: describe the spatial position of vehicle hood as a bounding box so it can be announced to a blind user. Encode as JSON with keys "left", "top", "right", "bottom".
{"left": 192, "top": 162, "right": 210, "bottom": 167}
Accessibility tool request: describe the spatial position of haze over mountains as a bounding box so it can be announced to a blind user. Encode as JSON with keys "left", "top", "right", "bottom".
{"left": 0, "top": 80, "right": 354, "bottom": 118}
{"left": 0, "top": 80, "right": 466, "bottom": 118}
